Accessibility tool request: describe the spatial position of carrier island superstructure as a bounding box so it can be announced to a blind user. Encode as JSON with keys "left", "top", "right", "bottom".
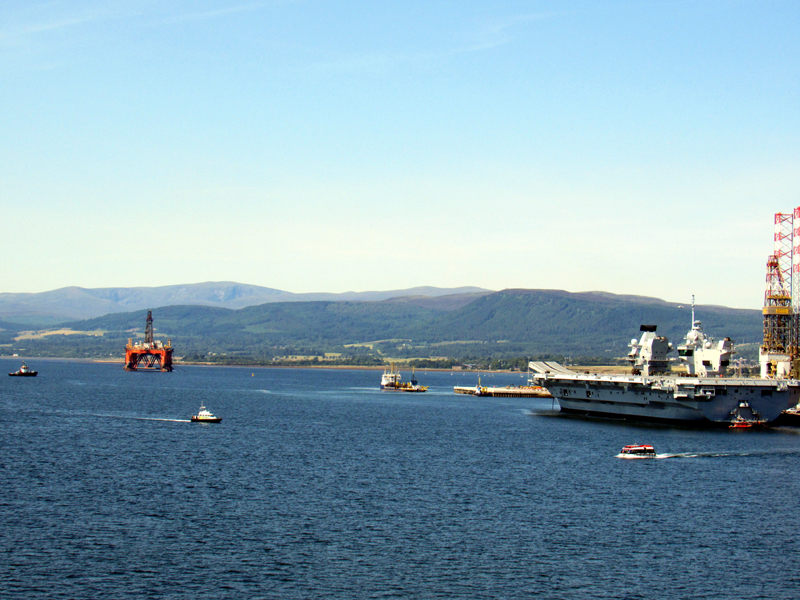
{"left": 529, "top": 208, "right": 800, "bottom": 426}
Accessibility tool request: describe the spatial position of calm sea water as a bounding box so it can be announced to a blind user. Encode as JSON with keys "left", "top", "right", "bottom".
{"left": 2, "top": 358, "right": 800, "bottom": 599}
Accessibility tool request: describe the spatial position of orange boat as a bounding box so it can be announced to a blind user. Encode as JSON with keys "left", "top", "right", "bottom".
{"left": 729, "top": 416, "right": 765, "bottom": 429}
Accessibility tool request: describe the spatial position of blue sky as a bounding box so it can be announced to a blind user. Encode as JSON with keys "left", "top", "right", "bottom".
{"left": 2, "top": 0, "right": 798, "bottom": 308}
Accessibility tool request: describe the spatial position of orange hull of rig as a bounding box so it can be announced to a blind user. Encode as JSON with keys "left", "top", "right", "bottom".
{"left": 124, "top": 311, "right": 174, "bottom": 372}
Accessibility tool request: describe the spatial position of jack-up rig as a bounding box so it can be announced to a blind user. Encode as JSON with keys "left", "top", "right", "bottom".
{"left": 761, "top": 208, "right": 800, "bottom": 378}
{"left": 124, "top": 311, "right": 173, "bottom": 372}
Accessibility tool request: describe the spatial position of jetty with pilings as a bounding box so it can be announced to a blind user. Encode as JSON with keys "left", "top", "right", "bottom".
{"left": 454, "top": 383, "right": 551, "bottom": 398}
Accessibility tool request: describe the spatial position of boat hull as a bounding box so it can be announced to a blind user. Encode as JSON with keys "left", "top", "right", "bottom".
{"left": 9, "top": 372, "right": 37, "bottom": 377}
{"left": 381, "top": 384, "right": 428, "bottom": 392}
{"left": 191, "top": 416, "right": 222, "bottom": 423}
{"left": 773, "top": 409, "right": 800, "bottom": 426}
{"left": 533, "top": 371, "right": 800, "bottom": 425}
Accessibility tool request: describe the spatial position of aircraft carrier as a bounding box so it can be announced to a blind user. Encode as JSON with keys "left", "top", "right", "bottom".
{"left": 529, "top": 316, "right": 800, "bottom": 426}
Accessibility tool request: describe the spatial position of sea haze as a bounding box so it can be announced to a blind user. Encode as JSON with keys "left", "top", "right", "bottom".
{"left": 2, "top": 360, "right": 800, "bottom": 599}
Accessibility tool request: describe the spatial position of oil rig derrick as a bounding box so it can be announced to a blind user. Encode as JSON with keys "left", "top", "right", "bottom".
{"left": 124, "top": 310, "right": 173, "bottom": 372}
{"left": 760, "top": 209, "right": 800, "bottom": 378}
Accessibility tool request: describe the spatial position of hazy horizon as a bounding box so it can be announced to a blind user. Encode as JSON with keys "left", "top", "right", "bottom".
{"left": 3, "top": 1, "right": 798, "bottom": 310}
{"left": 0, "top": 280, "right": 757, "bottom": 312}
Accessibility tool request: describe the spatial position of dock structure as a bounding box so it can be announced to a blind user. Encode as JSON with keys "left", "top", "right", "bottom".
{"left": 454, "top": 384, "right": 551, "bottom": 398}
{"left": 124, "top": 311, "right": 174, "bottom": 372}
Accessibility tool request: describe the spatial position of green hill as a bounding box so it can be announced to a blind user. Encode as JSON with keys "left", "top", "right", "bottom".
{"left": 3, "top": 289, "right": 762, "bottom": 365}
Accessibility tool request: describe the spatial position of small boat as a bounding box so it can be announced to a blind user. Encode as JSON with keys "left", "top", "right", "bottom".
{"left": 618, "top": 444, "right": 657, "bottom": 458}
{"left": 406, "top": 367, "right": 428, "bottom": 393}
{"left": 729, "top": 416, "right": 766, "bottom": 429}
{"left": 191, "top": 405, "right": 222, "bottom": 423}
{"left": 9, "top": 362, "right": 37, "bottom": 377}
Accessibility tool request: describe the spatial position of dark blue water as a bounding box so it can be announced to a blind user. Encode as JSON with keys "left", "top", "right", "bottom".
{"left": 2, "top": 359, "right": 800, "bottom": 599}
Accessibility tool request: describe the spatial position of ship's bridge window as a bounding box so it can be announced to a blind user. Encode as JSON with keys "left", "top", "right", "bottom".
{"left": 678, "top": 349, "right": 694, "bottom": 357}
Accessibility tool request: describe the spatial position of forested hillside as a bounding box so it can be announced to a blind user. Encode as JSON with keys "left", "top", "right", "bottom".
{"left": 2, "top": 289, "right": 761, "bottom": 366}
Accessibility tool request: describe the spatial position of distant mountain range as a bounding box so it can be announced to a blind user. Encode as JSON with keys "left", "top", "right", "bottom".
{"left": 1, "top": 288, "right": 763, "bottom": 364}
{"left": 0, "top": 283, "right": 491, "bottom": 325}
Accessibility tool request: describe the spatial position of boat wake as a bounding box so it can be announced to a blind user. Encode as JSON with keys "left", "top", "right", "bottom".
{"left": 96, "top": 414, "right": 192, "bottom": 423}
{"left": 623, "top": 449, "right": 800, "bottom": 459}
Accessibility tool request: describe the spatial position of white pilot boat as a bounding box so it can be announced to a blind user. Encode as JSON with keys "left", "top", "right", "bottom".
{"left": 618, "top": 444, "right": 657, "bottom": 458}
{"left": 191, "top": 405, "right": 222, "bottom": 423}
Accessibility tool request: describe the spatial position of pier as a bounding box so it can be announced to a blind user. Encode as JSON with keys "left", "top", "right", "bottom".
{"left": 454, "top": 385, "right": 551, "bottom": 398}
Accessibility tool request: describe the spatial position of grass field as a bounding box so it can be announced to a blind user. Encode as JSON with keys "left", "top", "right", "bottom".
{"left": 14, "top": 329, "right": 107, "bottom": 341}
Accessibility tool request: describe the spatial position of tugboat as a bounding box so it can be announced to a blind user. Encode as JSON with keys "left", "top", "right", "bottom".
{"left": 406, "top": 367, "right": 428, "bottom": 393}
{"left": 191, "top": 405, "right": 222, "bottom": 423}
{"left": 618, "top": 444, "right": 657, "bottom": 458}
{"left": 9, "top": 362, "right": 37, "bottom": 377}
{"left": 729, "top": 415, "right": 766, "bottom": 429}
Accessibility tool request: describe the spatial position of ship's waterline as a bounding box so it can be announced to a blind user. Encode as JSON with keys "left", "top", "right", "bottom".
{"left": 533, "top": 368, "right": 798, "bottom": 424}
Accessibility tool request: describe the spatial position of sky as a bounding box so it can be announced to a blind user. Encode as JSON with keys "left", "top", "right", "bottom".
{"left": 2, "top": 0, "right": 799, "bottom": 309}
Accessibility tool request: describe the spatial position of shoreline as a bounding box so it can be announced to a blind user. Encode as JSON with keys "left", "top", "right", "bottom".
{"left": 0, "top": 355, "right": 536, "bottom": 374}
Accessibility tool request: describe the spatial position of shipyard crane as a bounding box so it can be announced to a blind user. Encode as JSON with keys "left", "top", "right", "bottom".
{"left": 760, "top": 208, "right": 800, "bottom": 378}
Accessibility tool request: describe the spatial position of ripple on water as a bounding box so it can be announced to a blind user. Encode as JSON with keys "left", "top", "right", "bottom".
{"left": 1, "top": 360, "right": 800, "bottom": 599}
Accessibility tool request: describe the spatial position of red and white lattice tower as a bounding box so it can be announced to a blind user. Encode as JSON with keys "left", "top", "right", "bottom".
{"left": 773, "top": 212, "right": 793, "bottom": 294}
{"left": 793, "top": 207, "right": 800, "bottom": 316}
{"left": 761, "top": 210, "right": 799, "bottom": 378}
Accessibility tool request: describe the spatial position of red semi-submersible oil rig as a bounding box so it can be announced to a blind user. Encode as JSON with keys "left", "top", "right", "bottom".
{"left": 124, "top": 311, "right": 173, "bottom": 371}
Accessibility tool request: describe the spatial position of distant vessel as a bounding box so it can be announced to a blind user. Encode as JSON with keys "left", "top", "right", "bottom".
{"left": 530, "top": 308, "right": 800, "bottom": 426}
{"left": 618, "top": 444, "right": 656, "bottom": 458}
{"left": 380, "top": 365, "right": 428, "bottom": 392}
{"left": 9, "top": 362, "right": 37, "bottom": 377}
{"left": 191, "top": 405, "right": 222, "bottom": 423}
{"left": 775, "top": 405, "right": 800, "bottom": 426}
